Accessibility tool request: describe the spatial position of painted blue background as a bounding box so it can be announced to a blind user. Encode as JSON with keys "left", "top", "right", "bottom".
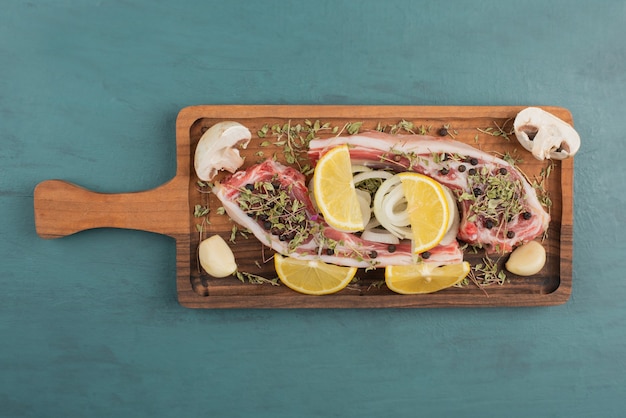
{"left": 2, "top": 1, "right": 625, "bottom": 417}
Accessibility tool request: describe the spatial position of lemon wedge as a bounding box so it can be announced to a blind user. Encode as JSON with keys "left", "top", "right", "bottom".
{"left": 397, "top": 172, "right": 449, "bottom": 254}
{"left": 274, "top": 254, "right": 357, "bottom": 295}
{"left": 313, "top": 145, "right": 364, "bottom": 232}
{"left": 385, "top": 262, "right": 470, "bottom": 294}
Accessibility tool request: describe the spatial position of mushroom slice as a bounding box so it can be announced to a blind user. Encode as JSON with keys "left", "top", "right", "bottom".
{"left": 194, "top": 121, "right": 252, "bottom": 181}
{"left": 513, "top": 107, "right": 580, "bottom": 160}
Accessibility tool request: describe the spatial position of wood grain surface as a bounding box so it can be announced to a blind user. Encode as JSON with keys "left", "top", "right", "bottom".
{"left": 34, "top": 105, "right": 573, "bottom": 308}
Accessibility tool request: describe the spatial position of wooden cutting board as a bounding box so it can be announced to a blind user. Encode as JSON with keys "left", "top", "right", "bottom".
{"left": 34, "top": 105, "right": 573, "bottom": 308}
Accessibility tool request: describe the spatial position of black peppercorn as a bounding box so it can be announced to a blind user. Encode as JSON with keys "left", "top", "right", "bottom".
{"left": 439, "top": 167, "right": 449, "bottom": 175}
{"left": 473, "top": 187, "right": 483, "bottom": 197}
{"left": 438, "top": 127, "right": 448, "bottom": 136}
{"left": 263, "top": 221, "right": 272, "bottom": 230}
{"left": 245, "top": 183, "right": 254, "bottom": 191}
{"left": 484, "top": 219, "right": 495, "bottom": 229}
{"left": 468, "top": 168, "right": 477, "bottom": 175}
{"left": 469, "top": 158, "right": 478, "bottom": 166}
{"left": 499, "top": 167, "right": 508, "bottom": 175}
{"left": 522, "top": 211, "right": 532, "bottom": 220}
{"left": 506, "top": 231, "right": 515, "bottom": 239}
{"left": 369, "top": 250, "right": 378, "bottom": 259}
{"left": 421, "top": 251, "right": 431, "bottom": 259}
{"left": 326, "top": 248, "right": 334, "bottom": 256}
{"left": 458, "top": 164, "right": 466, "bottom": 173}
{"left": 387, "top": 244, "right": 396, "bottom": 253}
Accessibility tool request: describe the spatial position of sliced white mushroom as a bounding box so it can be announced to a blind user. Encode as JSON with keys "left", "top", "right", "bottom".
{"left": 194, "top": 121, "right": 252, "bottom": 181}
{"left": 513, "top": 107, "right": 580, "bottom": 160}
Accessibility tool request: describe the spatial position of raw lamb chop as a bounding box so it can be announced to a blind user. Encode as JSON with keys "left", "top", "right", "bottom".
{"left": 213, "top": 159, "right": 463, "bottom": 268}
{"left": 308, "top": 131, "right": 550, "bottom": 253}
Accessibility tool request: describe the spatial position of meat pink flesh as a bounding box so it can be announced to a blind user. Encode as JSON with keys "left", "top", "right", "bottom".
{"left": 213, "top": 159, "right": 463, "bottom": 268}
{"left": 212, "top": 130, "right": 549, "bottom": 269}
{"left": 308, "top": 131, "right": 550, "bottom": 253}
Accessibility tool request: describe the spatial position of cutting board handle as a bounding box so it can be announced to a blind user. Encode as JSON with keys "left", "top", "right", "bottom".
{"left": 34, "top": 179, "right": 188, "bottom": 239}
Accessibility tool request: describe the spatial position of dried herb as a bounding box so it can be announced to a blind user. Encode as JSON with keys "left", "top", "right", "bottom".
{"left": 388, "top": 120, "right": 416, "bottom": 135}
{"left": 229, "top": 225, "right": 238, "bottom": 243}
{"left": 431, "top": 152, "right": 464, "bottom": 165}
{"left": 532, "top": 162, "right": 554, "bottom": 241}
{"left": 418, "top": 124, "right": 432, "bottom": 135}
{"left": 468, "top": 255, "right": 507, "bottom": 287}
{"left": 260, "top": 119, "right": 337, "bottom": 170}
{"left": 378, "top": 120, "right": 430, "bottom": 135}
{"left": 500, "top": 150, "right": 523, "bottom": 166}
{"left": 236, "top": 181, "right": 312, "bottom": 252}
{"left": 532, "top": 162, "right": 554, "bottom": 211}
{"left": 257, "top": 125, "right": 270, "bottom": 138}
{"left": 193, "top": 199, "right": 211, "bottom": 236}
{"left": 355, "top": 176, "right": 385, "bottom": 202}
{"left": 345, "top": 121, "right": 363, "bottom": 135}
{"left": 235, "top": 270, "right": 280, "bottom": 286}
{"left": 368, "top": 279, "right": 386, "bottom": 290}
{"left": 458, "top": 166, "right": 525, "bottom": 237}
{"left": 379, "top": 147, "right": 428, "bottom": 170}
{"left": 476, "top": 119, "right": 514, "bottom": 141}
{"left": 193, "top": 204, "right": 210, "bottom": 218}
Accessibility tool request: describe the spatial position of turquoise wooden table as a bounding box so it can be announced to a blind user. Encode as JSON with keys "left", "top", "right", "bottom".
{"left": 2, "top": 1, "right": 625, "bottom": 416}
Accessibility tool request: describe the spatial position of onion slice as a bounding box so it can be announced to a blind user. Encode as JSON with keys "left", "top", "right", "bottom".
{"left": 361, "top": 228, "right": 400, "bottom": 245}
{"left": 310, "top": 166, "right": 460, "bottom": 248}
{"left": 353, "top": 170, "right": 394, "bottom": 184}
{"left": 373, "top": 174, "right": 413, "bottom": 239}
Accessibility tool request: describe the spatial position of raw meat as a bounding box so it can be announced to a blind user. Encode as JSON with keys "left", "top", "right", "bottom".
{"left": 213, "top": 159, "right": 463, "bottom": 268}
{"left": 309, "top": 131, "right": 550, "bottom": 253}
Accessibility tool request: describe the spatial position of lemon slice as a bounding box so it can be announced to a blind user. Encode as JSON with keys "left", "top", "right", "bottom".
{"left": 313, "top": 145, "right": 364, "bottom": 232}
{"left": 397, "top": 172, "right": 449, "bottom": 254}
{"left": 274, "top": 254, "right": 357, "bottom": 295}
{"left": 385, "top": 262, "right": 470, "bottom": 294}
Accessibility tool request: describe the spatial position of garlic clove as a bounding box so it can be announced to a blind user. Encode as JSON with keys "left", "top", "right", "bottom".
{"left": 194, "top": 121, "right": 252, "bottom": 181}
{"left": 505, "top": 240, "right": 546, "bottom": 276}
{"left": 513, "top": 107, "right": 580, "bottom": 160}
{"left": 198, "top": 235, "right": 238, "bottom": 277}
